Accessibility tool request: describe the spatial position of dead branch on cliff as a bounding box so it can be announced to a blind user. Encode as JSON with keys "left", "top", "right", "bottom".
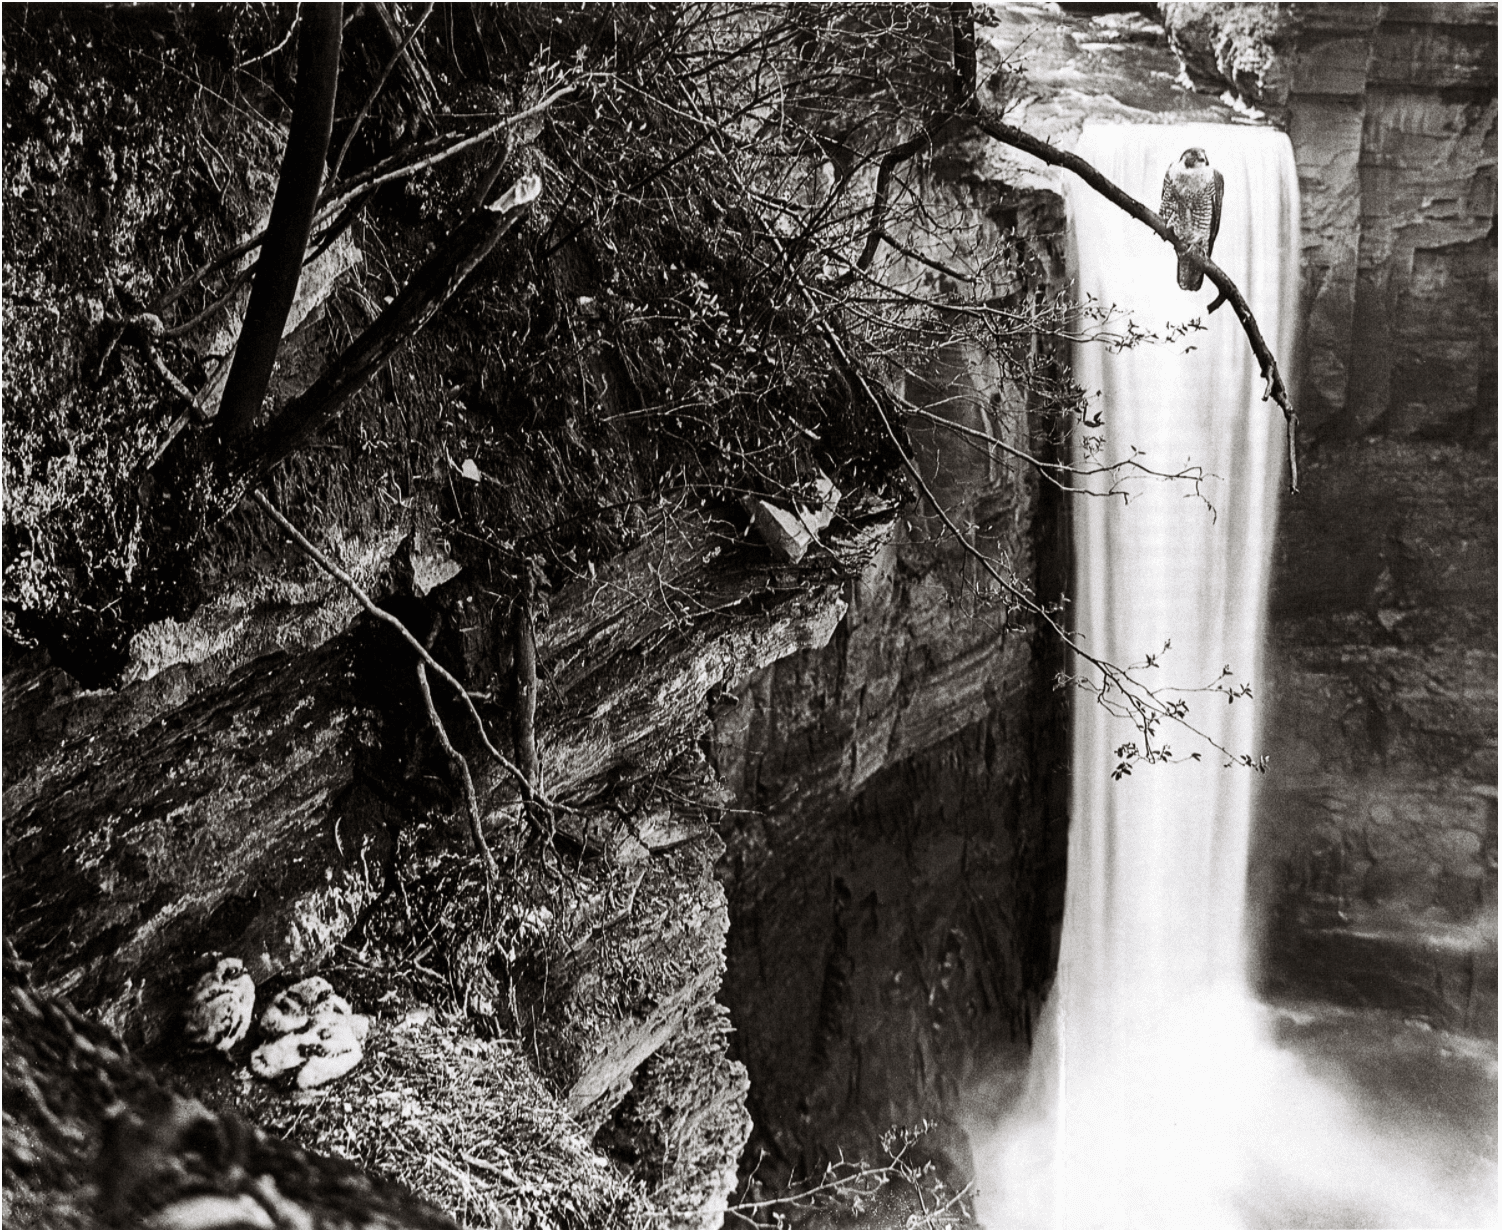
{"left": 416, "top": 660, "right": 498, "bottom": 878}
{"left": 328, "top": 3, "right": 437, "bottom": 189}
{"left": 511, "top": 559, "right": 542, "bottom": 810}
{"left": 901, "top": 401, "right": 1210, "bottom": 502}
{"left": 146, "top": 79, "right": 572, "bottom": 337}
{"left": 797, "top": 2, "right": 1299, "bottom": 492}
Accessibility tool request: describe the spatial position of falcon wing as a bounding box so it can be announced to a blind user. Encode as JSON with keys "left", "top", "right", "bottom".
{"left": 1159, "top": 169, "right": 1179, "bottom": 230}
{"left": 1207, "top": 168, "right": 1225, "bottom": 258}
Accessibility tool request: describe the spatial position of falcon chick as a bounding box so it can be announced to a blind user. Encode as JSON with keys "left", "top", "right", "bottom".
{"left": 1160, "top": 147, "right": 1224, "bottom": 291}
{"left": 184, "top": 958, "right": 256, "bottom": 1053}
{"left": 251, "top": 1015, "right": 369, "bottom": 1089}
{"left": 258, "top": 975, "right": 350, "bottom": 1037}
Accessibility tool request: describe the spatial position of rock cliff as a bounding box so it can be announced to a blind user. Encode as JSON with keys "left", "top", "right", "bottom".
{"left": 0, "top": 8, "right": 898, "bottom": 1225}
{"left": 3, "top": 6, "right": 1493, "bottom": 1226}
{"left": 1186, "top": 1, "right": 1499, "bottom": 1037}
{"left": 712, "top": 0, "right": 1497, "bottom": 1189}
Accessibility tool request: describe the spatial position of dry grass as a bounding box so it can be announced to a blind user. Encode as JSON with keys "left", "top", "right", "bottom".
{"left": 183, "top": 1002, "right": 656, "bottom": 1230}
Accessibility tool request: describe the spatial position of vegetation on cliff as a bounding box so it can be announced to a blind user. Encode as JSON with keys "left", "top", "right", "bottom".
{"left": 3, "top": 5, "right": 1303, "bottom": 1228}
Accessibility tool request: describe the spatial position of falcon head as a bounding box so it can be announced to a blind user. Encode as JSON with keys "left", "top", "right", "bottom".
{"left": 1180, "top": 147, "right": 1210, "bottom": 168}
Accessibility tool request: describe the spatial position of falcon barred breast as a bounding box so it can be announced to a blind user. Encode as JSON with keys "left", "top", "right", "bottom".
{"left": 1160, "top": 148, "right": 1224, "bottom": 292}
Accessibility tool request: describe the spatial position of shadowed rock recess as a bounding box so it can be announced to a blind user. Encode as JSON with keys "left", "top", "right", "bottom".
{"left": 2, "top": 4, "right": 1494, "bottom": 1228}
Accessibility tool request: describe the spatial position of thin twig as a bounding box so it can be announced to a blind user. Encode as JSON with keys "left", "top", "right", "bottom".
{"left": 161, "top": 262, "right": 256, "bottom": 340}
{"left": 250, "top": 489, "right": 558, "bottom": 809}
{"left": 152, "top": 85, "right": 571, "bottom": 320}
{"left": 872, "top": 229, "right": 976, "bottom": 283}
{"left": 328, "top": 1, "right": 436, "bottom": 187}
{"left": 512, "top": 560, "right": 540, "bottom": 797}
{"left": 235, "top": 9, "right": 300, "bottom": 70}
{"left": 417, "top": 660, "right": 498, "bottom": 878}
{"left": 317, "top": 83, "right": 574, "bottom": 220}
{"left": 901, "top": 402, "right": 1207, "bottom": 496}
{"left": 145, "top": 346, "right": 197, "bottom": 407}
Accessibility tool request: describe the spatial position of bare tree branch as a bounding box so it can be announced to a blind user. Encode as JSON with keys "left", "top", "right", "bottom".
{"left": 512, "top": 560, "right": 540, "bottom": 801}
{"left": 147, "top": 85, "right": 571, "bottom": 327}
{"left": 217, "top": 4, "right": 343, "bottom": 442}
{"left": 968, "top": 111, "right": 1300, "bottom": 492}
{"left": 327, "top": 2, "right": 436, "bottom": 188}
{"left": 417, "top": 660, "right": 498, "bottom": 879}
{"left": 901, "top": 402, "right": 1208, "bottom": 498}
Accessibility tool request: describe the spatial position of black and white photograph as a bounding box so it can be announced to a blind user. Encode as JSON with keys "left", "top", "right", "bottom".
{"left": 2, "top": 3, "right": 1495, "bottom": 1228}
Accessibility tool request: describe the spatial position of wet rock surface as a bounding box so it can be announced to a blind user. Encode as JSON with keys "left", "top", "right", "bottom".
{"left": 712, "top": 172, "right": 1072, "bottom": 1181}
{"left": 1222, "top": 1, "right": 1500, "bottom": 1035}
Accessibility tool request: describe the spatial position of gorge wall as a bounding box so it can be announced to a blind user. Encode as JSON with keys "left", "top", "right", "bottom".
{"left": 711, "top": 177, "right": 1073, "bottom": 1181}
{"left": 2, "top": 9, "right": 906, "bottom": 1225}
{"left": 2, "top": 6, "right": 1494, "bottom": 1227}
{"left": 714, "top": 0, "right": 1498, "bottom": 1187}
{"left": 1167, "top": 1, "right": 1499, "bottom": 1035}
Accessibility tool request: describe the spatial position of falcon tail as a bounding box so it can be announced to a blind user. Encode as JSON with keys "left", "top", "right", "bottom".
{"left": 1177, "top": 250, "right": 1205, "bottom": 292}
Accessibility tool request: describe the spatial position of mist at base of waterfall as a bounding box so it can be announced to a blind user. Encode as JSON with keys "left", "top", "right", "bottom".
{"left": 965, "top": 122, "right": 1497, "bottom": 1230}
{"left": 965, "top": 990, "right": 1497, "bottom": 1230}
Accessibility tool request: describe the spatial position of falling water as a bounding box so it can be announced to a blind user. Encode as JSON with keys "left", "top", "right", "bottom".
{"left": 969, "top": 125, "right": 1495, "bottom": 1229}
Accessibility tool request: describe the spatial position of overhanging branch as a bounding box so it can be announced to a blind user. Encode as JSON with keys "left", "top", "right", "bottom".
{"left": 226, "top": 175, "right": 542, "bottom": 499}
{"left": 970, "top": 112, "right": 1300, "bottom": 493}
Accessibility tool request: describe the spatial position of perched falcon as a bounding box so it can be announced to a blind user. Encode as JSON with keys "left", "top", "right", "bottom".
{"left": 1160, "top": 147, "right": 1224, "bottom": 291}
{"left": 183, "top": 958, "right": 256, "bottom": 1054}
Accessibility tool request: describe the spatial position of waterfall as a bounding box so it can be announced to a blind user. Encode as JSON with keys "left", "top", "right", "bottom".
{"left": 970, "top": 125, "right": 1493, "bottom": 1229}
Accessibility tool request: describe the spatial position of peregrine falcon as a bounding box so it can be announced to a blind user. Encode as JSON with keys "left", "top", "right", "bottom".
{"left": 1160, "top": 148, "right": 1224, "bottom": 292}
{"left": 183, "top": 958, "right": 255, "bottom": 1054}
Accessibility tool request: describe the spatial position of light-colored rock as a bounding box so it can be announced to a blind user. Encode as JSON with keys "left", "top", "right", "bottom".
{"left": 743, "top": 473, "right": 840, "bottom": 564}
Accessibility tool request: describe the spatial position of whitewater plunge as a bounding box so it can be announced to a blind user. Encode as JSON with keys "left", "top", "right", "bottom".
{"left": 969, "top": 125, "right": 1495, "bottom": 1229}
